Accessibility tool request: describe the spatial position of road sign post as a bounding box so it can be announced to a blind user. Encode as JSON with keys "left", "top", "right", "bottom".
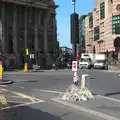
{"left": 72, "top": 61, "right": 79, "bottom": 85}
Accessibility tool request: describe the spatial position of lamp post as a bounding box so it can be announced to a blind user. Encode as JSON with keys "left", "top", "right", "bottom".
{"left": 71, "top": 0, "right": 79, "bottom": 61}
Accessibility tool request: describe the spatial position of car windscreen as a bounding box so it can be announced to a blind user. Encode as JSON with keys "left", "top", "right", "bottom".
{"left": 96, "top": 60, "right": 105, "bottom": 63}
{"left": 80, "top": 58, "right": 90, "bottom": 62}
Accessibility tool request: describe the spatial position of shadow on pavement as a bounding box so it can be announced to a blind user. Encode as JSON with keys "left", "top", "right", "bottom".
{"left": 105, "top": 92, "right": 120, "bottom": 97}
{"left": 0, "top": 104, "right": 62, "bottom": 120}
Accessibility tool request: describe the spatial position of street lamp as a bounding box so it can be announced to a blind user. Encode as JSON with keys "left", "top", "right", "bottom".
{"left": 70, "top": 0, "right": 79, "bottom": 61}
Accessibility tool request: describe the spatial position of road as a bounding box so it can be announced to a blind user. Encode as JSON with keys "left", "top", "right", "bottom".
{"left": 0, "top": 69, "right": 120, "bottom": 120}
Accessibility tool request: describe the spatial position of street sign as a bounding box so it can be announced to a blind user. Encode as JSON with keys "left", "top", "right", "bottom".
{"left": 26, "top": 48, "right": 29, "bottom": 55}
{"left": 30, "top": 54, "right": 35, "bottom": 59}
{"left": 72, "top": 61, "right": 77, "bottom": 71}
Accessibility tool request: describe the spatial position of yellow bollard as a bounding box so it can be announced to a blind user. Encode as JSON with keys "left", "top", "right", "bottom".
{"left": 0, "top": 61, "right": 3, "bottom": 81}
{"left": 24, "top": 63, "right": 28, "bottom": 72}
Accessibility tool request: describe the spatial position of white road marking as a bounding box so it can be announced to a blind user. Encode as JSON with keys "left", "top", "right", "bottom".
{"left": 0, "top": 85, "right": 7, "bottom": 87}
{"left": 0, "top": 88, "right": 9, "bottom": 92}
{"left": 0, "top": 101, "right": 45, "bottom": 110}
{"left": 20, "top": 86, "right": 25, "bottom": 89}
{"left": 97, "top": 95, "right": 120, "bottom": 103}
{"left": 53, "top": 98, "right": 119, "bottom": 120}
{"left": 33, "top": 89, "right": 63, "bottom": 94}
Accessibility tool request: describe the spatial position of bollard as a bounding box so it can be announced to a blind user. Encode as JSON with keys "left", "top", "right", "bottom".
{"left": 24, "top": 63, "right": 28, "bottom": 72}
{"left": 73, "top": 71, "right": 79, "bottom": 85}
{"left": 0, "top": 61, "right": 3, "bottom": 81}
{"left": 81, "top": 74, "right": 89, "bottom": 89}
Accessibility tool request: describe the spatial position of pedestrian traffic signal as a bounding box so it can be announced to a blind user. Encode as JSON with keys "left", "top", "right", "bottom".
{"left": 70, "top": 13, "right": 79, "bottom": 44}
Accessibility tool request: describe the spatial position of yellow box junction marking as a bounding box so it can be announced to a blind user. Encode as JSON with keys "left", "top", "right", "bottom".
{"left": 0, "top": 88, "right": 44, "bottom": 103}
{"left": 0, "top": 88, "right": 45, "bottom": 110}
{"left": 12, "top": 91, "right": 41, "bottom": 102}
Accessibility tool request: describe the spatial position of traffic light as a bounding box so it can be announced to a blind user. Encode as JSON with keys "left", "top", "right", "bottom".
{"left": 70, "top": 13, "right": 79, "bottom": 44}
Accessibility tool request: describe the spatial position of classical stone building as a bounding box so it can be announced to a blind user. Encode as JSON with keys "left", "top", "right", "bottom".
{"left": 0, "top": 0, "right": 58, "bottom": 69}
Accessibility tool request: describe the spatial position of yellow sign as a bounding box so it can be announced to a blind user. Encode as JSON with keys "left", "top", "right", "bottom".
{"left": 26, "top": 48, "right": 29, "bottom": 55}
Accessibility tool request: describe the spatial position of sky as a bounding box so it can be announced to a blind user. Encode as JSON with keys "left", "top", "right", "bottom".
{"left": 54, "top": 0, "right": 96, "bottom": 48}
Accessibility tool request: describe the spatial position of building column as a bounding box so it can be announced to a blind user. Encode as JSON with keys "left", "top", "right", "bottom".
{"left": 44, "top": 11, "right": 50, "bottom": 68}
{"left": 13, "top": 5, "right": 18, "bottom": 53}
{"left": 44, "top": 12, "right": 49, "bottom": 54}
{"left": 1, "top": 4, "right": 6, "bottom": 53}
{"left": 34, "top": 9, "right": 39, "bottom": 64}
{"left": 24, "top": 7, "right": 28, "bottom": 51}
{"left": 53, "top": 14, "right": 57, "bottom": 56}
{"left": 34, "top": 9, "right": 38, "bottom": 52}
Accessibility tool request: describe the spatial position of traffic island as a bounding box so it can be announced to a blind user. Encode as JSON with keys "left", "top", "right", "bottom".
{"left": 59, "top": 71, "right": 94, "bottom": 102}
{"left": 0, "top": 80, "right": 13, "bottom": 85}
{"left": 59, "top": 84, "right": 94, "bottom": 102}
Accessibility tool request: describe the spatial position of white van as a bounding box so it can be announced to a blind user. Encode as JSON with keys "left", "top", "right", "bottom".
{"left": 79, "top": 53, "right": 95, "bottom": 69}
{"left": 94, "top": 54, "right": 106, "bottom": 69}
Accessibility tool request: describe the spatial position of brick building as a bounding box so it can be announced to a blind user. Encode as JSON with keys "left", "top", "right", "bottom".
{"left": 85, "top": 0, "right": 120, "bottom": 54}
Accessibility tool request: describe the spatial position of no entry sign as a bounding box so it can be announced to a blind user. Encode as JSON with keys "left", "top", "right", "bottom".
{"left": 72, "top": 61, "right": 77, "bottom": 71}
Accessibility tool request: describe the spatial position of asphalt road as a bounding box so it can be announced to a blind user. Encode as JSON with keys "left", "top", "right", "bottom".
{"left": 0, "top": 69, "right": 120, "bottom": 120}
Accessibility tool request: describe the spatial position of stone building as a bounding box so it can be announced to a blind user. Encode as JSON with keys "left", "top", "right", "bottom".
{"left": 0, "top": 0, "right": 58, "bottom": 69}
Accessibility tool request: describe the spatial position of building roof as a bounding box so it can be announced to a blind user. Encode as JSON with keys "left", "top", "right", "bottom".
{"left": 1, "top": 0, "right": 58, "bottom": 9}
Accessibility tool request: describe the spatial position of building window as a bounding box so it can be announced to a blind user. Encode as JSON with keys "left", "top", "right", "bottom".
{"left": 89, "top": 13, "right": 93, "bottom": 28}
{"left": 100, "top": 32, "right": 104, "bottom": 38}
{"left": 94, "top": 26, "right": 99, "bottom": 41}
{"left": 100, "top": 2, "right": 105, "bottom": 19}
{"left": 112, "top": 15, "right": 120, "bottom": 34}
{"left": 100, "top": 22, "right": 104, "bottom": 28}
{"left": 40, "top": 13, "right": 44, "bottom": 27}
{"left": 49, "top": 14, "right": 54, "bottom": 28}
{"left": 116, "top": 4, "right": 120, "bottom": 11}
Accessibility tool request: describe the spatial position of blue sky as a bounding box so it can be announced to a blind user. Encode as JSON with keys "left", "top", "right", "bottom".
{"left": 54, "top": 0, "right": 96, "bottom": 48}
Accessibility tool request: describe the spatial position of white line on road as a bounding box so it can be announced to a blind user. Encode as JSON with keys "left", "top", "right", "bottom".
{"left": 0, "top": 85, "right": 7, "bottom": 87}
{"left": 97, "top": 95, "right": 120, "bottom": 103}
{"left": 20, "top": 86, "right": 25, "bottom": 89}
{"left": 33, "top": 89, "right": 63, "bottom": 94}
{"left": 0, "top": 101, "right": 45, "bottom": 110}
